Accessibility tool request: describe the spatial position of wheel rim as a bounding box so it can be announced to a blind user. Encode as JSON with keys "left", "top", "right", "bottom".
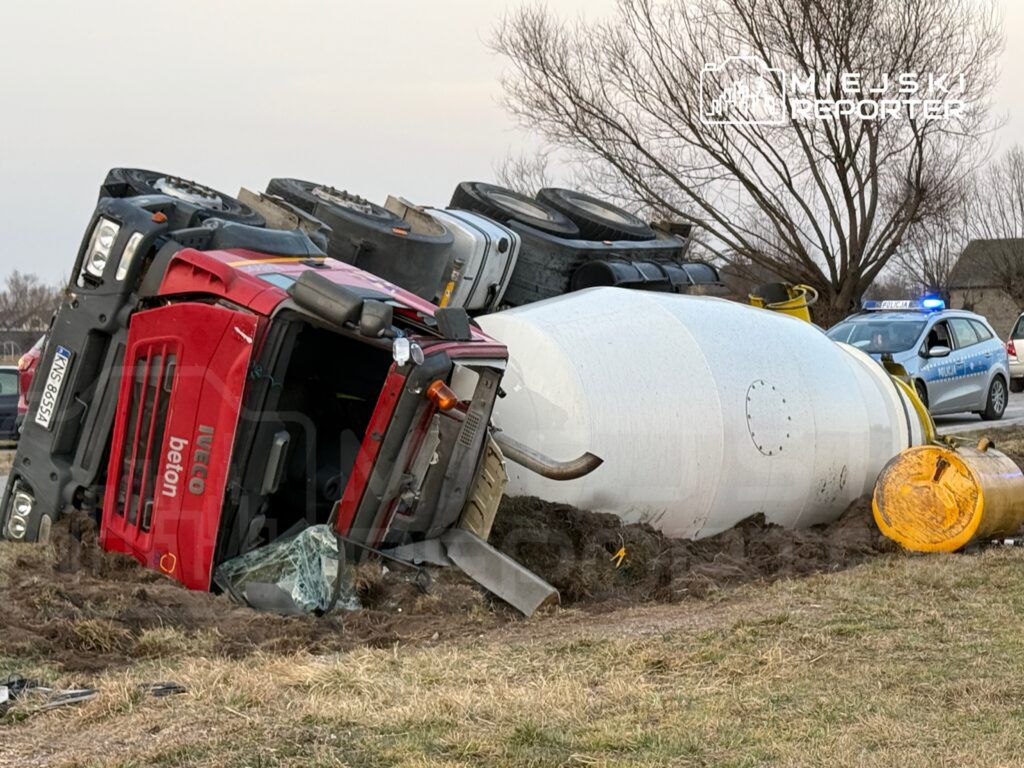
{"left": 485, "top": 188, "right": 554, "bottom": 221}
{"left": 312, "top": 185, "right": 379, "bottom": 216}
{"left": 993, "top": 380, "right": 1007, "bottom": 413}
{"left": 569, "top": 196, "right": 643, "bottom": 227}
{"left": 154, "top": 176, "right": 225, "bottom": 209}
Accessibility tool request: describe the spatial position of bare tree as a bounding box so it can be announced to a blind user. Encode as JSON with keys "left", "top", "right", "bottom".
{"left": 493, "top": 0, "right": 1003, "bottom": 324}
{"left": 892, "top": 184, "right": 970, "bottom": 295}
{"left": 495, "top": 148, "right": 555, "bottom": 195}
{"left": 962, "top": 145, "right": 1024, "bottom": 304}
{"left": 0, "top": 271, "right": 61, "bottom": 331}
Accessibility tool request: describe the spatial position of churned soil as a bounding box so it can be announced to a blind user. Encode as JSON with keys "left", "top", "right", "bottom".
{"left": 1, "top": 494, "right": 894, "bottom": 674}
{"left": 491, "top": 495, "right": 893, "bottom": 605}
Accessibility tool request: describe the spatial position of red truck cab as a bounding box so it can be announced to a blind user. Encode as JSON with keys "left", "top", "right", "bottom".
{"left": 1, "top": 171, "right": 516, "bottom": 594}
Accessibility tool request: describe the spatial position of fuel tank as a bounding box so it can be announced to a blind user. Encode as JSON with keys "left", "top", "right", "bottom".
{"left": 474, "top": 288, "right": 926, "bottom": 538}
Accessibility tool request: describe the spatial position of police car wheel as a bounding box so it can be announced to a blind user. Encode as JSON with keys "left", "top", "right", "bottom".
{"left": 914, "top": 380, "right": 929, "bottom": 409}
{"left": 981, "top": 377, "right": 1007, "bottom": 421}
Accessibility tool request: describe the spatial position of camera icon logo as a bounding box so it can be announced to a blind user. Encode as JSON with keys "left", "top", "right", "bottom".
{"left": 700, "top": 56, "right": 787, "bottom": 125}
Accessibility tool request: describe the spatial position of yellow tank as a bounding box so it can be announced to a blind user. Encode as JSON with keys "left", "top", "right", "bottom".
{"left": 748, "top": 283, "right": 818, "bottom": 323}
{"left": 872, "top": 438, "right": 1024, "bottom": 552}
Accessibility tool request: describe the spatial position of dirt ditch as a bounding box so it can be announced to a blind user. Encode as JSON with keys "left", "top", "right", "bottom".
{"left": 0, "top": 494, "right": 895, "bottom": 674}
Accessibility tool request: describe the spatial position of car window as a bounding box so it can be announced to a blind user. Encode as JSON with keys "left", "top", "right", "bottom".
{"left": 0, "top": 371, "right": 17, "bottom": 396}
{"left": 970, "top": 320, "right": 994, "bottom": 342}
{"left": 1013, "top": 316, "right": 1024, "bottom": 339}
{"left": 924, "top": 320, "right": 953, "bottom": 350}
{"left": 826, "top": 319, "right": 925, "bottom": 353}
{"left": 949, "top": 318, "right": 980, "bottom": 348}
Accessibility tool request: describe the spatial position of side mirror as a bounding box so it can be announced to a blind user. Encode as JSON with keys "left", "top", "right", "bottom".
{"left": 927, "top": 345, "right": 952, "bottom": 358}
{"left": 359, "top": 300, "right": 394, "bottom": 339}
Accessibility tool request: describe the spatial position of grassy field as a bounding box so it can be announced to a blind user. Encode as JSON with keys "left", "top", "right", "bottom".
{"left": 5, "top": 428, "right": 1024, "bottom": 767}
{"left": 5, "top": 547, "right": 1024, "bottom": 767}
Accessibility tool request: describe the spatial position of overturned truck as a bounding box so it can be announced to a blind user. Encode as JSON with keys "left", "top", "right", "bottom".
{"left": 1, "top": 169, "right": 599, "bottom": 614}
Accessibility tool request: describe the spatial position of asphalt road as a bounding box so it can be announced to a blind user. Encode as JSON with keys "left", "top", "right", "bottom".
{"left": 934, "top": 391, "right": 1024, "bottom": 434}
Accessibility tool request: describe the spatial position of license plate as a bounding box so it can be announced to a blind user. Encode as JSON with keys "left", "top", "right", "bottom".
{"left": 34, "top": 345, "right": 73, "bottom": 430}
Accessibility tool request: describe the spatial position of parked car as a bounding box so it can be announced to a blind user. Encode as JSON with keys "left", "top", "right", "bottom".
{"left": 0, "top": 365, "right": 19, "bottom": 441}
{"left": 1, "top": 168, "right": 597, "bottom": 615}
{"left": 16, "top": 336, "right": 44, "bottom": 433}
{"left": 827, "top": 299, "right": 1010, "bottom": 420}
{"left": 1007, "top": 312, "right": 1024, "bottom": 393}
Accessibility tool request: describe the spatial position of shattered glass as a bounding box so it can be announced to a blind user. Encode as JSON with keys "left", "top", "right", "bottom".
{"left": 213, "top": 524, "right": 359, "bottom": 615}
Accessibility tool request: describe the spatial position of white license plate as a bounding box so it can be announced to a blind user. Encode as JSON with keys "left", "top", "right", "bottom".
{"left": 34, "top": 345, "right": 73, "bottom": 431}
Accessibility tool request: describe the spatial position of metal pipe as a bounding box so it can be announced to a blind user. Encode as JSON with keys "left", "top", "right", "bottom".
{"left": 491, "top": 430, "right": 603, "bottom": 481}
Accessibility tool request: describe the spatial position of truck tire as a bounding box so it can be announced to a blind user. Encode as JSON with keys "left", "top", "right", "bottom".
{"left": 537, "top": 188, "right": 656, "bottom": 242}
{"left": 266, "top": 178, "right": 400, "bottom": 224}
{"left": 100, "top": 168, "right": 265, "bottom": 227}
{"left": 267, "top": 178, "right": 454, "bottom": 301}
{"left": 450, "top": 182, "right": 579, "bottom": 239}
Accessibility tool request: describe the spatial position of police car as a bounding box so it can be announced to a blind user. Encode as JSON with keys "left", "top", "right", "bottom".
{"left": 827, "top": 299, "right": 1010, "bottom": 420}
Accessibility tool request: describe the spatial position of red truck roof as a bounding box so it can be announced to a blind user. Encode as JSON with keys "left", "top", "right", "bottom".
{"left": 156, "top": 248, "right": 502, "bottom": 351}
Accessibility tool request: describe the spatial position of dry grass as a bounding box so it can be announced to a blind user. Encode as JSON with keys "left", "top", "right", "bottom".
{"left": 6, "top": 548, "right": 1024, "bottom": 766}
{"left": 5, "top": 428, "right": 1024, "bottom": 766}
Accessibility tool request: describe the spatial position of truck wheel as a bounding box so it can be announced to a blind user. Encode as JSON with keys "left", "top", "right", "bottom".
{"left": 266, "top": 178, "right": 400, "bottom": 224}
{"left": 537, "top": 188, "right": 656, "bottom": 242}
{"left": 450, "top": 182, "right": 579, "bottom": 239}
{"left": 1011, "top": 377, "right": 1024, "bottom": 394}
{"left": 981, "top": 377, "right": 1007, "bottom": 421}
{"left": 267, "top": 178, "right": 454, "bottom": 302}
{"left": 100, "top": 168, "right": 265, "bottom": 227}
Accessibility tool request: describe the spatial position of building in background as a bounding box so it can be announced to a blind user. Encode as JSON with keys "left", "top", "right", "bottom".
{"left": 948, "top": 239, "right": 1024, "bottom": 338}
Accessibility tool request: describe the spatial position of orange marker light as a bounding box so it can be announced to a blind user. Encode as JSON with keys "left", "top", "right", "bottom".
{"left": 427, "top": 380, "right": 459, "bottom": 411}
{"left": 152, "top": 212, "right": 168, "bottom": 224}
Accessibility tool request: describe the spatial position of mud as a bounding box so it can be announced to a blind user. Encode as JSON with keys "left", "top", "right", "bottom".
{"left": 0, "top": 513, "right": 503, "bottom": 674}
{"left": 491, "top": 495, "right": 894, "bottom": 604}
{"left": 0, "top": 496, "right": 897, "bottom": 674}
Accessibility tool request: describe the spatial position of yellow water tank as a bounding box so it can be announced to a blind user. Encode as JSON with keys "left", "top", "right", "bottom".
{"left": 748, "top": 283, "right": 818, "bottom": 323}
{"left": 873, "top": 439, "right": 1024, "bottom": 552}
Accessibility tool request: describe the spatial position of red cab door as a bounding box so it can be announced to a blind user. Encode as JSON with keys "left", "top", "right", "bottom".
{"left": 100, "top": 303, "right": 258, "bottom": 589}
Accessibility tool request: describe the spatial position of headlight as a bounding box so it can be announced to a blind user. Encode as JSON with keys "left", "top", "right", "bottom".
{"left": 82, "top": 217, "right": 121, "bottom": 279}
{"left": 6, "top": 489, "right": 34, "bottom": 539}
{"left": 115, "top": 232, "right": 144, "bottom": 281}
{"left": 13, "top": 491, "right": 33, "bottom": 517}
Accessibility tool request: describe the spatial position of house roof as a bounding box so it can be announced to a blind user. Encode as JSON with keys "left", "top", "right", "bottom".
{"left": 949, "top": 238, "right": 1024, "bottom": 289}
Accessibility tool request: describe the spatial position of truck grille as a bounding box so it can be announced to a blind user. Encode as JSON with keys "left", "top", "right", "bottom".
{"left": 113, "top": 347, "right": 177, "bottom": 534}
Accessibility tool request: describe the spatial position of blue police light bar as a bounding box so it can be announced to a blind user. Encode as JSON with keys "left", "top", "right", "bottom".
{"left": 862, "top": 298, "right": 945, "bottom": 312}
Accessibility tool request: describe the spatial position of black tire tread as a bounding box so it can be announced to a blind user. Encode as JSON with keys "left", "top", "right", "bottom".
{"left": 536, "top": 188, "right": 656, "bottom": 242}
{"left": 103, "top": 168, "right": 264, "bottom": 227}
{"left": 450, "top": 182, "right": 579, "bottom": 239}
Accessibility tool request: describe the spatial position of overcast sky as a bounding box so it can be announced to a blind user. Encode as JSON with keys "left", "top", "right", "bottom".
{"left": 2, "top": 0, "right": 1023, "bottom": 283}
